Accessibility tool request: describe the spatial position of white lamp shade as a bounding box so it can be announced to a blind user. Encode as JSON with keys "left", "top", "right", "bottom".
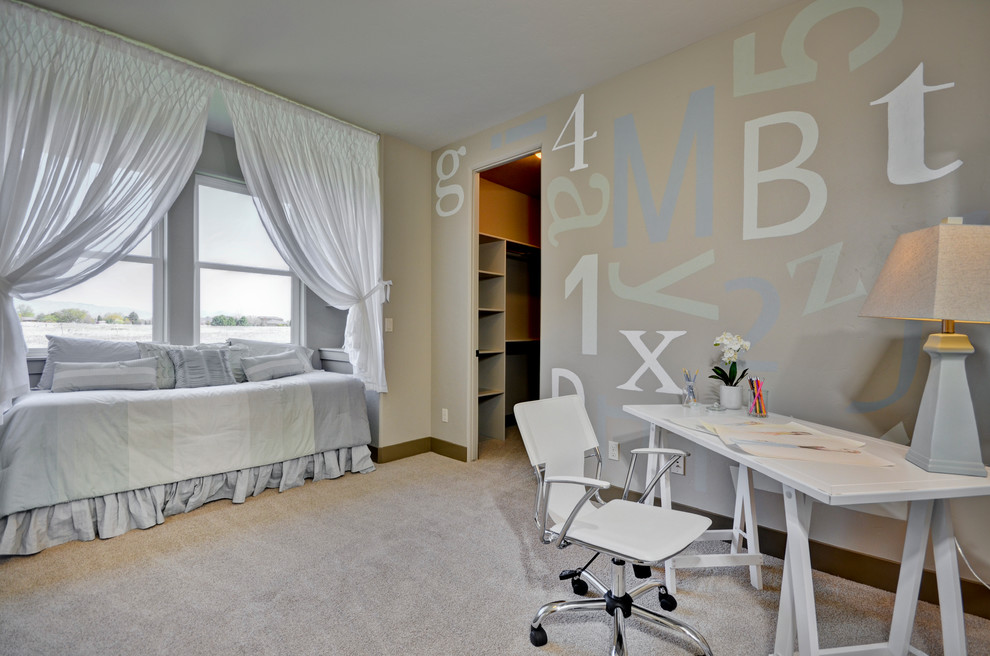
{"left": 859, "top": 221, "right": 990, "bottom": 324}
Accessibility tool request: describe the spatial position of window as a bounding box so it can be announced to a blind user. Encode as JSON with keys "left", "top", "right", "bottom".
{"left": 20, "top": 228, "right": 164, "bottom": 353}
{"left": 195, "top": 176, "right": 300, "bottom": 344}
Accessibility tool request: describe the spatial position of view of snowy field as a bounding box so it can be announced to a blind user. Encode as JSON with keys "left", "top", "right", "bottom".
{"left": 21, "top": 322, "right": 290, "bottom": 349}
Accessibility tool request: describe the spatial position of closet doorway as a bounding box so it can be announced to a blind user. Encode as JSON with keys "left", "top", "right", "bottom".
{"left": 473, "top": 152, "right": 541, "bottom": 458}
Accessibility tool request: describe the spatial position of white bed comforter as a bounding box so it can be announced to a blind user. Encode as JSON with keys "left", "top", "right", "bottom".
{"left": 0, "top": 371, "right": 372, "bottom": 518}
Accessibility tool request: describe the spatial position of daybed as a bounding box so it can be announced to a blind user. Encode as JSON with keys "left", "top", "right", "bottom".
{"left": 0, "top": 337, "right": 374, "bottom": 555}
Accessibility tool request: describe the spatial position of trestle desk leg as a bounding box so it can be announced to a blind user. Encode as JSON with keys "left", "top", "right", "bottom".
{"left": 731, "top": 464, "right": 763, "bottom": 589}
{"left": 776, "top": 486, "right": 818, "bottom": 655}
{"left": 931, "top": 499, "right": 966, "bottom": 656}
{"left": 888, "top": 499, "right": 932, "bottom": 655}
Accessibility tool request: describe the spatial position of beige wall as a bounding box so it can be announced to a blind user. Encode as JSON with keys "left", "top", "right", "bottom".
{"left": 379, "top": 135, "right": 433, "bottom": 448}
{"left": 430, "top": 0, "right": 990, "bottom": 578}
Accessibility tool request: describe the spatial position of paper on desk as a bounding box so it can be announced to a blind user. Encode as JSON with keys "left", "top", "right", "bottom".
{"left": 665, "top": 417, "right": 892, "bottom": 466}
{"left": 710, "top": 421, "right": 892, "bottom": 467}
{"left": 668, "top": 416, "right": 759, "bottom": 436}
{"left": 710, "top": 421, "right": 864, "bottom": 449}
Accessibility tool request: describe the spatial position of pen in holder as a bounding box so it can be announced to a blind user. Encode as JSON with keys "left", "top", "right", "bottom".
{"left": 748, "top": 377, "right": 768, "bottom": 417}
{"left": 682, "top": 369, "right": 699, "bottom": 407}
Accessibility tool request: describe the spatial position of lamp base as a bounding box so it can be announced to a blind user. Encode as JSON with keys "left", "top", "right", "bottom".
{"left": 907, "top": 332, "right": 987, "bottom": 477}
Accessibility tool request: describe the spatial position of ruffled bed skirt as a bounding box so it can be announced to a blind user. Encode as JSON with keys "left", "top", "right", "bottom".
{"left": 0, "top": 445, "right": 375, "bottom": 556}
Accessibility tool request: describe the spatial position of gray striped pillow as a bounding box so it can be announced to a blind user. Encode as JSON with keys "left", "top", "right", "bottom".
{"left": 50, "top": 358, "right": 159, "bottom": 393}
{"left": 167, "top": 348, "right": 236, "bottom": 388}
{"left": 240, "top": 351, "right": 306, "bottom": 382}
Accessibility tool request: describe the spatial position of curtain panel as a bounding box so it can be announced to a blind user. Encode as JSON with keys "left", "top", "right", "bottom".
{"left": 0, "top": 2, "right": 214, "bottom": 416}
{"left": 0, "top": 1, "right": 385, "bottom": 413}
{"left": 223, "top": 85, "right": 387, "bottom": 392}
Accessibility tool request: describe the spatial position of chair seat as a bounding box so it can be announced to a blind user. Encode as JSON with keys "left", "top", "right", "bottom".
{"left": 551, "top": 500, "right": 711, "bottom": 563}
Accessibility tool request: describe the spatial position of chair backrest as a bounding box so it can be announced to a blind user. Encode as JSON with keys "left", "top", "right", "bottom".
{"left": 513, "top": 395, "right": 601, "bottom": 525}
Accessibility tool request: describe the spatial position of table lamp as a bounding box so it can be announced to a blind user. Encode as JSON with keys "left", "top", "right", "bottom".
{"left": 859, "top": 217, "right": 990, "bottom": 477}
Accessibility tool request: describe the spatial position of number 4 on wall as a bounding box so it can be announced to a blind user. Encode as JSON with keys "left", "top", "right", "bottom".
{"left": 553, "top": 94, "right": 598, "bottom": 172}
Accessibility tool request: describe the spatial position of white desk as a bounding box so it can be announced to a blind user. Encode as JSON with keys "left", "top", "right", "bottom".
{"left": 623, "top": 404, "right": 990, "bottom": 656}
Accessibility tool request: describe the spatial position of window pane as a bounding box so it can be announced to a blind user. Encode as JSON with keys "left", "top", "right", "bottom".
{"left": 198, "top": 184, "right": 288, "bottom": 270}
{"left": 19, "top": 261, "right": 154, "bottom": 348}
{"left": 199, "top": 268, "right": 291, "bottom": 343}
{"left": 129, "top": 232, "right": 153, "bottom": 258}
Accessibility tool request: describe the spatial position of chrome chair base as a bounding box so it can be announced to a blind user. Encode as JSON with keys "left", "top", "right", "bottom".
{"left": 529, "top": 560, "right": 713, "bottom": 656}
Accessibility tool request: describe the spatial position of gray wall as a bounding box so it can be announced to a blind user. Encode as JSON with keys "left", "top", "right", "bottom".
{"left": 429, "top": 0, "right": 990, "bottom": 579}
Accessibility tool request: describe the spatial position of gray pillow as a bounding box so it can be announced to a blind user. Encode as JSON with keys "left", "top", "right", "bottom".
{"left": 240, "top": 351, "right": 306, "bottom": 382}
{"left": 39, "top": 335, "right": 141, "bottom": 390}
{"left": 167, "top": 348, "right": 236, "bottom": 388}
{"left": 227, "top": 338, "right": 315, "bottom": 372}
{"left": 51, "top": 358, "right": 158, "bottom": 393}
{"left": 137, "top": 342, "right": 196, "bottom": 389}
{"left": 197, "top": 342, "right": 251, "bottom": 383}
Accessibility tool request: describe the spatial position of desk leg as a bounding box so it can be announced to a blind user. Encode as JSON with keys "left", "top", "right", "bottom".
{"left": 732, "top": 464, "right": 764, "bottom": 589}
{"left": 932, "top": 499, "right": 966, "bottom": 656}
{"left": 652, "top": 425, "right": 680, "bottom": 594}
{"left": 888, "top": 499, "right": 932, "bottom": 655}
{"left": 775, "top": 486, "right": 818, "bottom": 656}
{"left": 774, "top": 543, "right": 796, "bottom": 656}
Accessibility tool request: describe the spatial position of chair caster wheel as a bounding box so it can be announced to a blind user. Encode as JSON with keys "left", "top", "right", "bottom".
{"left": 530, "top": 625, "right": 548, "bottom": 646}
{"left": 658, "top": 585, "right": 677, "bottom": 611}
{"left": 571, "top": 577, "right": 589, "bottom": 595}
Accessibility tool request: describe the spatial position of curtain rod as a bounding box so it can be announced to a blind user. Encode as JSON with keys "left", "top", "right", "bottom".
{"left": 10, "top": 0, "right": 380, "bottom": 139}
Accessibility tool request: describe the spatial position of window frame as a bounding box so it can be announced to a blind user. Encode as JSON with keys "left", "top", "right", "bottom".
{"left": 24, "top": 222, "right": 165, "bottom": 358}
{"left": 193, "top": 174, "right": 303, "bottom": 345}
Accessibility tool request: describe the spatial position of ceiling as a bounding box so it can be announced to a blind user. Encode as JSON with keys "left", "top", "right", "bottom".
{"left": 23, "top": 0, "right": 794, "bottom": 151}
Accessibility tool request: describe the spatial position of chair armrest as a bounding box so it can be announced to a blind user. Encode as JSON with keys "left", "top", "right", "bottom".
{"left": 544, "top": 475, "right": 611, "bottom": 490}
{"left": 630, "top": 447, "right": 687, "bottom": 457}
{"left": 621, "top": 448, "right": 689, "bottom": 502}
{"left": 540, "top": 476, "right": 611, "bottom": 549}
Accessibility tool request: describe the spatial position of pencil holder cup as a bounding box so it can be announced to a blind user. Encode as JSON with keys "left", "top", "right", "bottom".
{"left": 682, "top": 382, "right": 698, "bottom": 407}
{"left": 748, "top": 388, "right": 768, "bottom": 417}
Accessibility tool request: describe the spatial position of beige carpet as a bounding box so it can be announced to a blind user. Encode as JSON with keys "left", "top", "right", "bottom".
{"left": 1, "top": 432, "right": 988, "bottom": 656}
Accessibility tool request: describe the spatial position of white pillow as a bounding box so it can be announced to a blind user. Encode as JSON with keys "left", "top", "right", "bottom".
{"left": 226, "top": 338, "right": 315, "bottom": 372}
{"left": 50, "top": 358, "right": 158, "bottom": 393}
{"left": 39, "top": 335, "right": 141, "bottom": 390}
{"left": 240, "top": 351, "right": 306, "bottom": 382}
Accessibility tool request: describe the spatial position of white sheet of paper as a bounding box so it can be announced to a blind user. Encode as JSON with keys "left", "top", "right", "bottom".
{"left": 669, "top": 417, "right": 892, "bottom": 467}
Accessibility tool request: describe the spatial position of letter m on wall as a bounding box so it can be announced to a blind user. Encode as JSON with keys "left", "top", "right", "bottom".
{"left": 613, "top": 86, "right": 714, "bottom": 247}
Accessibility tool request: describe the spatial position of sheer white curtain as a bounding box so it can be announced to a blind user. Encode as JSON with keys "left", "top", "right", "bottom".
{"left": 0, "top": 3, "right": 215, "bottom": 415}
{"left": 223, "top": 85, "right": 387, "bottom": 392}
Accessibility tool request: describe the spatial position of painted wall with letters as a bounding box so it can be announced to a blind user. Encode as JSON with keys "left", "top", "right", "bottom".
{"left": 430, "top": 0, "right": 990, "bottom": 573}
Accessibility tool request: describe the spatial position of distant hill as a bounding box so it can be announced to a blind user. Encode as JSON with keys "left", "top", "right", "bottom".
{"left": 18, "top": 299, "right": 150, "bottom": 321}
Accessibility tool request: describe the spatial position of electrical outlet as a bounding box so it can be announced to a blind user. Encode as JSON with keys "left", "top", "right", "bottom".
{"left": 670, "top": 454, "right": 685, "bottom": 476}
{"left": 441, "top": 408, "right": 448, "bottom": 422}
{"left": 607, "top": 441, "right": 619, "bottom": 461}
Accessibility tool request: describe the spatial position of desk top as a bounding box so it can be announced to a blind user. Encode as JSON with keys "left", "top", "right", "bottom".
{"left": 623, "top": 404, "right": 990, "bottom": 507}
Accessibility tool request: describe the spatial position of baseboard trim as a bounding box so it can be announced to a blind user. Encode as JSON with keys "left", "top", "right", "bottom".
{"left": 429, "top": 437, "right": 469, "bottom": 462}
{"left": 370, "top": 438, "right": 431, "bottom": 463}
{"left": 602, "top": 489, "right": 989, "bottom": 620}
{"left": 370, "top": 437, "right": 468, "bottom": 464}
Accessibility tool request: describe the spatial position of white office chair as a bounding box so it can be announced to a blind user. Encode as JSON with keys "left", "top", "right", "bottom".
{"left": 514, "top": 395, "right": 714, "bottom": 656}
